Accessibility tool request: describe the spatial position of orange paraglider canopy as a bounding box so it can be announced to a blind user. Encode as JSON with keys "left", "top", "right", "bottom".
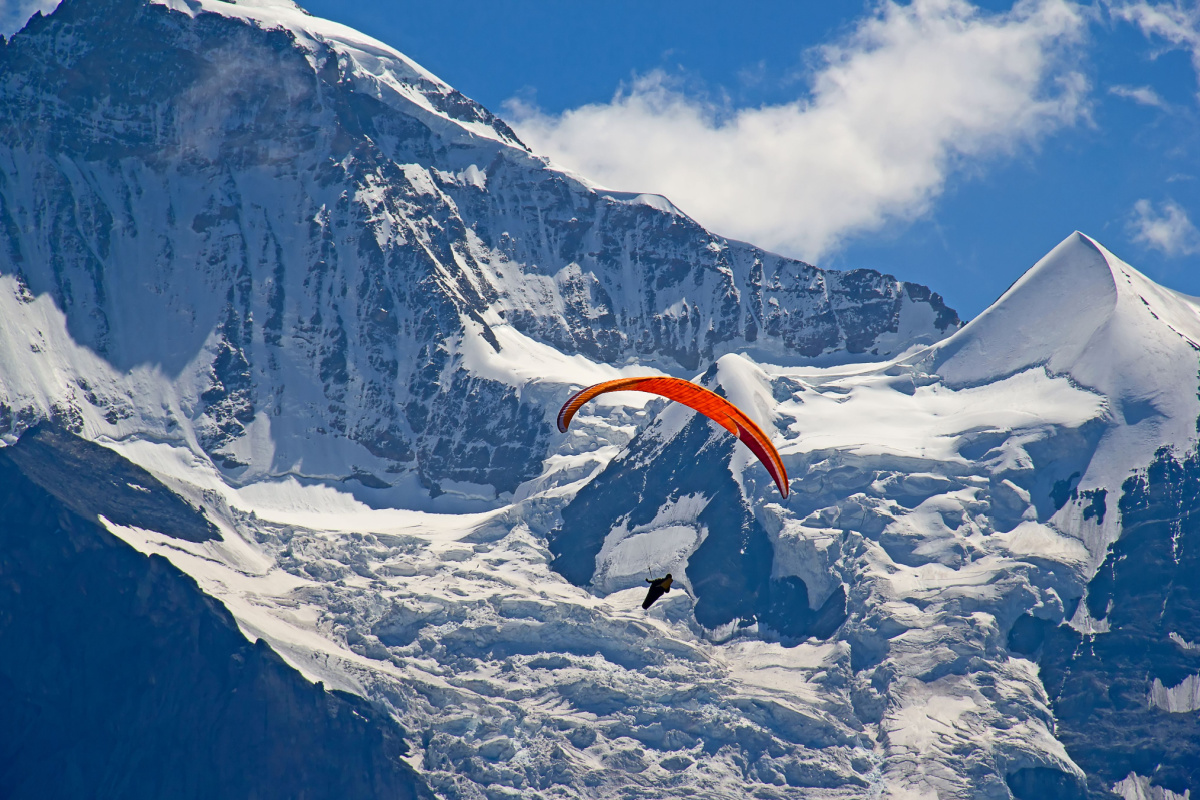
{"left": 556, "top": 376, "right": 790, "bottom": 499}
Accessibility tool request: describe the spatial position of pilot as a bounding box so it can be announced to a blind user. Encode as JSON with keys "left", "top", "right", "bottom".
{"left": 642, "top": 573, "right": 673, "bottom": 609}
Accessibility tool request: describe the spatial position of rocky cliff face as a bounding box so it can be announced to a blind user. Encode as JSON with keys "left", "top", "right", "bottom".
{"left": 1029, "top": 446, "right": 1200, "bottom": 799}
{"left": 0, "top": 0, "right": 957, "bottom": 503}
{"left": 0, "top": 424, "right": 433, "bottom": 800}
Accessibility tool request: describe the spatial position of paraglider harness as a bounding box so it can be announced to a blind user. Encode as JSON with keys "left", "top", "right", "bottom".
{"left": 642, "top": 573, "right": 673, "bottom": 609}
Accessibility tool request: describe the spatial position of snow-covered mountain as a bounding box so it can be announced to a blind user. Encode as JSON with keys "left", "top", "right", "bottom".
{"left": 2, "top": 1, "right": 1199, "bottom": 799}
{"left": 546, "top": 232, "right": 1200, "bottom": 798}
{"left": 0, "top": 0, "right": 955, "bottom": 508}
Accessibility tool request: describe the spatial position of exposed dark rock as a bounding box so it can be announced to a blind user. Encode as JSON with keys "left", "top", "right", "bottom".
{"left": 1007, "top": 613, "right": 1050, "bottom": 657}
{"left": 0, "top": 427, "right": 433, "bottom": 800}
{"left": 1036, "top": 447, "right": 1200, "bottom": 798}
{"left": 410, "top": 369, "right": 550, "bottom": 496}
{"left": 761, "top": 578, "right": 849, "bottom": 641}
{"left": 0, "top": 422, "right": 219, "bottom": 542}
{"left": 1006, "top": 767, "right": 1087, "bottom": 800}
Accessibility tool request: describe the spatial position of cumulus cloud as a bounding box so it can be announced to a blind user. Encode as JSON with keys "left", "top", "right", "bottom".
{"left": 506, "top": 0, "right": 1089, "bottom": 262}
{"left": 1109, "top": 83, "right": 1169, "bottom": 106}
{"left": 0, "top": 0, "right": 60, "bottom": 38}
{"left": 1129, "top": 198, "right": 1200, "bottom": 255}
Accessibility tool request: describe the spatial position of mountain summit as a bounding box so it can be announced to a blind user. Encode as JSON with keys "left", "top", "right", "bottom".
{"left": 927, "top": 232, "right": 1200, "bottom": 554}
{"left": 0, "top": 0, "right": 956, "bottom": 507}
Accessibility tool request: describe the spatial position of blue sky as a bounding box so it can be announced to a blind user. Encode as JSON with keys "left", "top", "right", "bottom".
{"left": 7, "top": 0, "right": 1200, "bottom": 318}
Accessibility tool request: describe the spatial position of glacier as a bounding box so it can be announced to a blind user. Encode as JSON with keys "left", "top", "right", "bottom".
{"left": 2, "top": 1, "right": 1200, "bottom": 799}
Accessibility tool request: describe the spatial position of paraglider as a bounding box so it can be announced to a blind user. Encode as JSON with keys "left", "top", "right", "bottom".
{"left": 556, "top": 376, "right": 790, "bottom": 498}
{"left": 642, "top": 573, "right": 674, "bottom": 609}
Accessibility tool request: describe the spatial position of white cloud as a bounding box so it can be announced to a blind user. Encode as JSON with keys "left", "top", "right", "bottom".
{"left": 1109, "top": 83, "right": 1169, "bottom": 106}
{"left": 0, "top": 0, "right": 60, "bottom": 38}
{"left": 1111, "top": 1, "right": 1200, "bottom": 85}
{"left": 506, "top": 0, "right": 1089, "bottom": 263}
{"left": 1129, "top": 198, "right": 1200, "bottom": 255}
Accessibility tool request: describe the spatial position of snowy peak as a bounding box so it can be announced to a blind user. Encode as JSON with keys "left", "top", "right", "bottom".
{"left": 22, "top": 0, "right": 524, "bottom": 150}
{"left": 921, "top": 231, "right": 1200, "bottom": 549}
{"left": 0, "top": 0, "right": 960, "bottom": 503}
{"left": 929, "top": 233, "right": 1200, "bottom": 439}
{"left": 930, "top": 232, "right": 1118, "bottom": 386}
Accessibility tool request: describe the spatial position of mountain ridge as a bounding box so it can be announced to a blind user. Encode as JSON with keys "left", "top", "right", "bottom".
{"left": 0, "top": 0, "right": 959, "bottom": 507}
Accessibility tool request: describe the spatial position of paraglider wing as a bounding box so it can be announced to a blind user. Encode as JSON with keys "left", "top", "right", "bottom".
{"left": 556, "top": 376, "right": 790, "bottom": 498}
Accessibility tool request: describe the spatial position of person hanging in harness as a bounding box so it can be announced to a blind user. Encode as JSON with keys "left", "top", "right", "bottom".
{"left": 642, "top": 573, "right": 673, "bottom": 609}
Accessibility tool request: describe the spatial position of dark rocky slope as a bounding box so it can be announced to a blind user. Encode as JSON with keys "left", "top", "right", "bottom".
{"left": 1015, "top": 446, "right": 1200, "bottom": 799}
{"left": 0, "top": 426, "right": 433, "bottom": 800}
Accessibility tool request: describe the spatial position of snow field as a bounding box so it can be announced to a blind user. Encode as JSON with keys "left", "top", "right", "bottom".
{"left": 106, "top": 458, "right": 868, "bottom": 799}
